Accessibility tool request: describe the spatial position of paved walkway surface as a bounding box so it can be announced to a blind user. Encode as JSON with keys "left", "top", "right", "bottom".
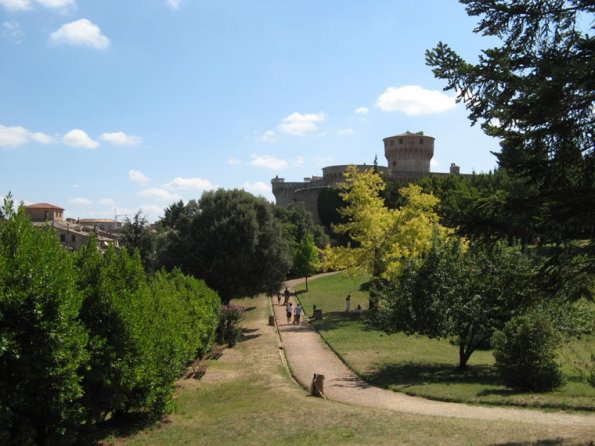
{"left": 273, "top": 276, "right": 595, "bottom": 429}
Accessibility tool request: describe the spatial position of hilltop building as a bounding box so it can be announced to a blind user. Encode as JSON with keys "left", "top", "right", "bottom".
{"left": 271, "top": 131, "right": 461, "bottom": 222}
{"left": 24, "top": 203, "right": 120, "bottom": 251}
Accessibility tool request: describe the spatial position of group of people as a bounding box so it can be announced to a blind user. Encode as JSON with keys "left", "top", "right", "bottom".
{"left": 276, "top": 287, "right": 302, "bottom": 325}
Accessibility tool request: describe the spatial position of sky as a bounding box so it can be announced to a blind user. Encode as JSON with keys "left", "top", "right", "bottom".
{"left": 1, "top": 0, "right": 503, "bottom": 222}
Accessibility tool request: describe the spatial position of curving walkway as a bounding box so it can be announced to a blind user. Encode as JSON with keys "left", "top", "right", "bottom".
{"left": 273, "top": 276, "right": 595, "bottom": 429}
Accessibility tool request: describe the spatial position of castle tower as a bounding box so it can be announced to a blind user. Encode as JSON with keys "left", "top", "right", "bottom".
{"left": 383, "top": 131, "right": 434, "bottom": 178}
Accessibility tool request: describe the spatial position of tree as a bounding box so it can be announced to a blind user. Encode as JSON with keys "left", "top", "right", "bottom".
{"left": 158, "top": 189, "right": 292, "bottom": 303}
{"left": 425, "top": 0, "right": 595, "bottom": 294}
{"left": 0, "top": 196, "right": 88, "bottom": 445}
{"left": 293, "top": 232, "right": 320, "bottom": 291}
{"left": 121, "top": 210, "right": 155, "bottom": 273}
{"left": 372, "top": 238, "right": 538, "bottom": 369}
{"left": 324, "top": 166, "right": 449, "bottom": 280}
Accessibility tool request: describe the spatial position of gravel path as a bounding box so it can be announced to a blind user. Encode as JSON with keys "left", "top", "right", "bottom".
{"left": 274, "top": 276, "right": 595, "bottom": 429}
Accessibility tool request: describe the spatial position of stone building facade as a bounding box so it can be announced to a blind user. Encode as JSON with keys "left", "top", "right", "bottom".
{"left": 271, "top": 131, "right": 460, "bottom": 222}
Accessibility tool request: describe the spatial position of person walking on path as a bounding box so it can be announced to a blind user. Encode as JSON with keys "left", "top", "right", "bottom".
{"left": 286, "top": 302, "right": 293, "bottom": 324}
{"left": 345, "top": 294, "right": 351, "bottom": 312}
{"left": 293, "top": 304, "right": 302, "bottom": 325}
{"left": 283, "top": 287, "right": 291, "bottom": 305}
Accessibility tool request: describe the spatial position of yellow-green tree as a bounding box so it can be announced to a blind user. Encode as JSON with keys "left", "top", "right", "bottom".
{"left": 323, "top": 165, "right": 449, "bottom": 280}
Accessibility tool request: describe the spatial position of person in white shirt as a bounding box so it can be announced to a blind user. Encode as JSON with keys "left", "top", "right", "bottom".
{"left": 294, "top": 304, "right": 302, "bottom": 325}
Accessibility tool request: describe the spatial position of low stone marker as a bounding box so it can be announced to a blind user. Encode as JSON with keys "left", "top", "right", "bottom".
{"left": 268, "top": 314, "right": 275, "bottom": 326}
{"left": 310, "top": 373, "right": 325, "bottom": 398}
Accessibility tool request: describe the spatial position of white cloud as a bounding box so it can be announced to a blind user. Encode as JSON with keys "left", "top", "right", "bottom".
{"left": 128, "top": 169, "right": 149, "bottom": 184}
{"left": 250, "top": 154, "right": 288, "bottom": 170}
{"left": 31, "top": 131, "right": 56, "bottom": 144}
{"left": 165, "top": 0, "right": 181, "bottom": 10}
{"left": 0, "top": 0, "right": 31, "bottom": 11}
{"left": 99, "top": 198, "right": 114, "bottom": 206}
{"left": 278, "top": 112, "right": 325, "bottom": 136}
{"left": 227, "top": 157, "right": 242, "bottom": 166}
{"left": 50, "top": 19, "right": 110, "bottom": 50}
{"left": 243, "top": 181, "right": 270, "bottom": 196}
{"left": 69, "top": 197, "right": 91, "bottom": 206}
{"left": 355, "top": 106, "right": 369, "bottom": 115}
{"left": 139, "top": 204, "right": 165, "bottom": 219}
{"left": 337, "top": 128, "right": 355, "bottom": 136}
{"left": 430, "top": 158, "right": 439, "bottom": 169}
{"left": 35, "top": 0, "right": 75, "bottom": 8}
{"left": 0, "top": 124, "right": 55, "bottom": 147}
{"left": 261, "top": 130, "right": 276, "bottom": 143}
{"left": 63, "top": 129, "right": 99, "bottom": 149}
{"left": 293, "top": 156, "right": 304, "bottom": 166}
{"left": 100, "top": 131, "right": 141, "bottom": 146}
{"left": 138, "top": 188, "right": 180, "bottom": 201}
{"left": 2, "top": 21, "right": 24, "bottom": 44}
{"left": 166, "top": 177, "right": 216, "bottom": 191}
{"left": 376, "top": 85, "right": 456, "bottom": 115}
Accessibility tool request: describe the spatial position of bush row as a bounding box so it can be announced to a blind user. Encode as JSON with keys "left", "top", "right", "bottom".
{"left": 0, "top": 205, "right": 220, "bottom": 445}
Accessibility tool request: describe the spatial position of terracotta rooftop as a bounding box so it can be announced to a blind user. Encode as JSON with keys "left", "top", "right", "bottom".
{"left": 25, "top": 203, "right": 64, "bottom": 210}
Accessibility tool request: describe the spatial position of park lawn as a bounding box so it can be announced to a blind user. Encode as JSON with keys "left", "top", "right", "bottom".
{"left": 98, "top": 294, "right": 594, "bottom": 445}
{"left": 296, "top": 272, "right": 595, "bottom": 411}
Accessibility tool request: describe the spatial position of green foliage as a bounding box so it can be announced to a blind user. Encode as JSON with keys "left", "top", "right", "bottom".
{"left": 426, "top": 0, "right": 595, "bottom": 293}
{"left": 273, "top": 202, "right": 329, "bottom": 249}
{"left": 0, "top": 196, "right": 88, "bottom": 445}
{"left": 292, "top": 232, "right": 320, "bottom": 289}
{"left": 216, "top": 304, "right": 245, "bottom": 347}
{"left": 121, "top": 210, "right": 155, "bottom": 273}
{"left": 493, "top": 313, "right": 565, "bottom": 392}
{"left": 76, "top": 244, "right": 221, "bottom": 423}
{"left": 372, "top": 238, "right": 538, "bottom": 369}
{"left": 158, "top": 189, "right": 292, "bottom": 303}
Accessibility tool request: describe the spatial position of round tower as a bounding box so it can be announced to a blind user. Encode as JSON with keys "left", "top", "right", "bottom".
{"left": 383, "top": 131, "right": 434, "bottom": 177}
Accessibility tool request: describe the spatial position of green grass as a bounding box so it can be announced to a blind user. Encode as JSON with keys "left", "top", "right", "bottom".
{"left": 97, "top": 293, "right": 595, "bottom": 445}
{"left": 296, "top": 272, "right": 595, "bottom": 411}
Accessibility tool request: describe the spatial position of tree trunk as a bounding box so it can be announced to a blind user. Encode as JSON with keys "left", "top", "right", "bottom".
{"left": 458, "top": 342, "right": 469, "bottom": 371}
{"left": 305, "top": 276, "right": 309, "bottom": 291}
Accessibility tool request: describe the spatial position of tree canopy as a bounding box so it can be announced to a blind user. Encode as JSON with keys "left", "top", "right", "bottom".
{"left": 425, "top": 0, "right": 595, "bottom": 294}
{"left": 158, "top": 189, "right": 292, "bottom": 303}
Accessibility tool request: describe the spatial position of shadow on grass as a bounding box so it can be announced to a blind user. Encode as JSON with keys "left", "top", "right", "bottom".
{"left": 490, "top": 439, "right": 589, "bottom": 446}
{"left": 76, "top": 413, "right": 160, "bottom": 446}
{"left": 311, "top": 311, "right": 377, "bottom": 332}
{"left": 364, "top": 362, "right": 501, "bottom": 389}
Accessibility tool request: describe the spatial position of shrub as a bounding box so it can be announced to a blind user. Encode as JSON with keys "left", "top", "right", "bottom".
{"left": 493, "top": 313, "right": 564, "bottom": 392}
{"left": 217, "top": 304, "right": 245, "bottom": 347}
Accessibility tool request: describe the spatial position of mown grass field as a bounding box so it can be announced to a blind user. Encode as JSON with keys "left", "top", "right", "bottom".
{"left": 98, "top": 292, "right": 595, "bottom": 445}
{"left": 295, "top": 272, "right": 595, "bottom": 411}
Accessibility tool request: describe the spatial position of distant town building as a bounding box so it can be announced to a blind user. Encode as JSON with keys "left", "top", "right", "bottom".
{"left": 271, "top": 131, "right": 461, "bottom": 222}
{"left": 24, "top": 203, "right": 64, "bottom": 222}
{"left": 24, "top": 203, "right": 120, "bottom": 251}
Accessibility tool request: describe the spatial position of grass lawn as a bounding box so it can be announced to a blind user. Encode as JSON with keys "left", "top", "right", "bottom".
{"left": 295, "top": 272, "right": 595, "bottom": 411}
{"left": 98, "top": 293, "right": 595, "bottom": 445}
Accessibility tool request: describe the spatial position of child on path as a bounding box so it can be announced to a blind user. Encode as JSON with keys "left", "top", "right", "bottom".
{"left": 293, "top": 304, "right": 302, "bottom": 325}
{"left": 283, "top": 287, "right": 291, "bottom": 305}
{"left": 286, "top": 302, "right": 293, "bottom": 324}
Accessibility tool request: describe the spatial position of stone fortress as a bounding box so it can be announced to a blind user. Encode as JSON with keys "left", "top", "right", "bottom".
{"left": 271, "top": 131, "right": 461, "bottom": 222}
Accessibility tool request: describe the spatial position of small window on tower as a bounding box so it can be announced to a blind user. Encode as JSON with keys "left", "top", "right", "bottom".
{"left": 399, "top": 138, "right": 403, "bottom": 144}
{"left": 420, "top": 138, "right": 424, "bottom": 144}
{"left": 392, "top": 161, "right": 396, "bottom": 166}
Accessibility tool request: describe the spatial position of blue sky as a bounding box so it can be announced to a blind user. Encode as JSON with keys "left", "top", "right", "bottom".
{"left": 1, "top": 0, "right": 502, "bottom": 222}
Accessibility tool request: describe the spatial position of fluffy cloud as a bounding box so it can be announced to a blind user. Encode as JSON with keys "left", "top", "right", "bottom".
{"left": 100, "top": 131, "right": 141, "bottom": 146}
{"left": 0, "top": 0, "right": 31, "bottom": 11}
{"left": 63, "top": 129, "right": 99, "bottom": 148}
{"left": 128, "top": 169, "right": 149, "bottom": 184}
{"left": 260, "top": 130, "right": 276, "bottom": 143}
{"left": 69, "top": 197, "right": 91, "bottom": 206}
{"left": 36, "top": 0, "right": 75, "bottom": 8}
{"left": 243, "top": 181, "right": 270, "bottom": 196}
{"left": 165, "top": 0, "right": 181, "bottom": 10}
{"left": 278, "top": 112, "right": 325, "bottom": 136}
{"left": 98, "top": 198, "right": 114, "bottom": 206}
{"left": 50, "top": 19, "right": 110, "bottom": 50}
{"left": 138, "top": 188, "right": 180, "bottom": 201}
{"left": 355, "top": 106, "right": 369, "bottom": 115}
{"left": 0, "top": 124, "right": 55, "bottom": 147}
{"left": 166, "top": 177, "right": 216, "bottom": 191}
{"left": 2, "top": 21, "right": 24, "bottom": 44}
{"left": 337, "top": 128, "right": 355, "bottom": 135}
{"left": 250, "top": 154, "right": 288, "bottom": 170}
{"left": 376, "top": 85, "right": 456, "bottom": 115}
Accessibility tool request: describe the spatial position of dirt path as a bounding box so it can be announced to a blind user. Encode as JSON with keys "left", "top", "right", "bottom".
{"left": 275, "top": 275, "right": 595, "bottom": 429}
